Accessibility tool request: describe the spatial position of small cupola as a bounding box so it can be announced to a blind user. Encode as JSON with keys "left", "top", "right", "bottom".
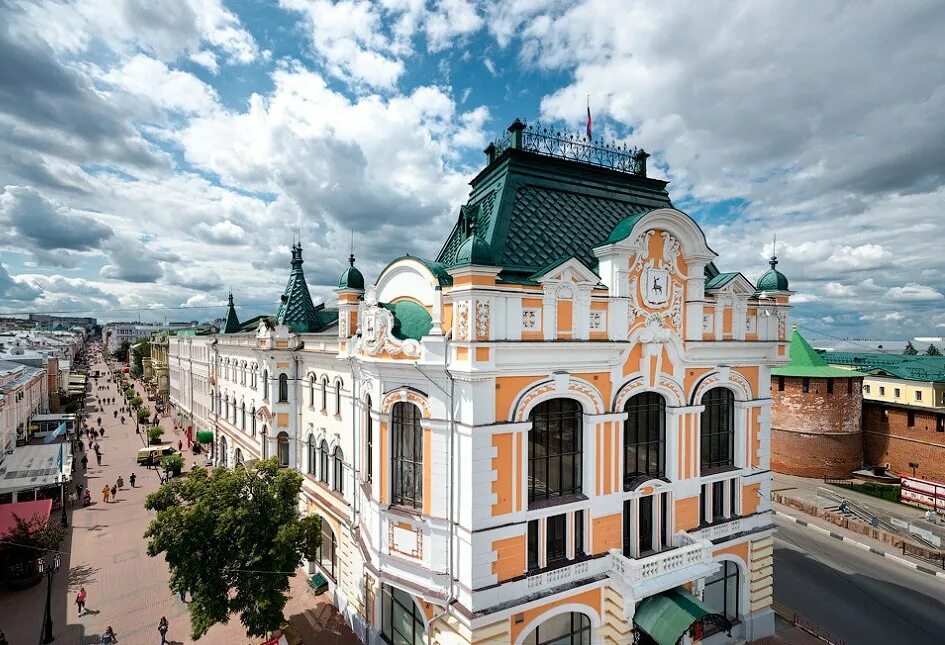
{"left": 454, "top": 218, "right": 493, "bottom": 266}
{"left": 757, "top": 254, "right": 789, "bottom": 292}
{"left": 338, "top": 253, "right": 365, "bottom": 290}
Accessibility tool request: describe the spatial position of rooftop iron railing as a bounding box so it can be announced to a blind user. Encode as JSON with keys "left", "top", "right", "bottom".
{"left": 486, "top": 119, "right": 649, "bottom": 177}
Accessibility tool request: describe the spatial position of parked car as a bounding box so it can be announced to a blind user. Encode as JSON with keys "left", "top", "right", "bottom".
{"left": 136, "top": 445, "right": 177, "bottom": 465}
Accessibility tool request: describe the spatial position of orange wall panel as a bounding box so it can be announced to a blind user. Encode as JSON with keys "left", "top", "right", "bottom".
{"left": 734, "top": 366, "right": 759, "bottom": 398}
{"left": 491, "top": 433, "right": 514, "bottom": 516}
{"left": 491, "top": 534, "right": 526, "bottom": 582}
{"left": 495, "top": 375, "right": 544, "bottom": 421}
{"left": 742, "top": 483, "right": 760, "bottom": 515}
{"left": 676, "top": 496, "right": 700, "bottom": 531}
{"left": 592, "top": 513, "right": 622, "bottom": 554}
{"left": 557, "top": 299, "right": 573, "bottom": 337}
{"left": 476, "top": 347, "right": 490, "bottom": 362}
{"left": 714, "top": 540, "right": 750, "bottom": 566}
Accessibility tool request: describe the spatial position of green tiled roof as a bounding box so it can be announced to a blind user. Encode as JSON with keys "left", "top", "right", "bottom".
{"left": 773, "top": 328, "right": 861, "bottom": 378}
{"left": 436, "top": 149, "right": 673, "bottom": 282}
{"left": 338, "top": 254, "right": 365, "bottom": 290}
{"left": 378, "top": 255, "right": 453, "bottom": 287}
{"left": 822, "top": 351, "right": 945, "bottom": 382}
{"left": 222, "top": 292, "right": 240, "bottom": 333}
{"left": 704, "top": 272, "right": 740, "bottom": 290}
{"left": 381, "top": 301, "right": 432, "bottom": 341}
{"left": 276, "top": 244, "right": 336, "bottom": 333}
{"left": 757, "top": 256, "right": 789, "bottom": 291}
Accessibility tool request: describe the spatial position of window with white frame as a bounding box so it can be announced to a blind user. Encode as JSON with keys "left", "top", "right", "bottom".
{"left": 700, "top": 478, "right": 740, "bottom": 525}
{"left": 622, "top": 492, "right": 671, "bottom": 558}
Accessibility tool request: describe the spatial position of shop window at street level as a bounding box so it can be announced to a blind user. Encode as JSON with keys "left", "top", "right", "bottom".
{"left": 704, "top": 561, "right": 740, "bottom": 631}
{"left": 315, "top": 519, "right": 336, "bottom": 581}
{"left": 522, "top": 612, "right": 591, "bottom": 645}
{"left": 528, "top": 398, "right": 583, "bottom": 505}
{"left": 381, "top": 584, "right": 425, "bottom": 645}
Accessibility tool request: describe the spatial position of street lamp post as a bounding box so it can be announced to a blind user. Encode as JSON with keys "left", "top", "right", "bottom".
{"left": 37, "top": 551, "right": 61, "bottom": 643}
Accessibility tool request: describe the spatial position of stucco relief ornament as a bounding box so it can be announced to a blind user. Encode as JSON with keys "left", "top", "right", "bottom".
{"left": 356, "top": 295, "right": 421, "bottom": 358}
{"left": 522, "top": 310, "right": 537, "bottom": 329}
{"left": 638, "top": 317, "right": 674, "bottom": 344}
{"left": 475, "top": 300, "right": 490, "bottom": 339}
{"left": 661, "top": 231, "right": 682, "bottom": 276}
{"left": 455, "top": 302, "right": 469, "bottom": 340}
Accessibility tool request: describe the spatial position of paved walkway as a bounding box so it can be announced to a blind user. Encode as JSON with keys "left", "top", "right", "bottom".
{"left": 1, "top": 345, "right": 359, "bottom": 645}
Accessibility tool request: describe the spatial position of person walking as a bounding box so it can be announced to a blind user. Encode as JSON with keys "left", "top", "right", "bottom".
{"left": 129, "top": 472, "right": 136, "bottom": 488}
{"left": 110, "top": 484, "right": 117, "bottom": 500}
{"left": 102, "top": 485, "right": 110, "bottom": 503}
{"left": 81, "top": 454, "right": 88, "bottom": 470}
{"left": 75, "top": 587, "right": 87, "bottom": 616}
{"left": 158, "top": 616, "right": 169, "bottom": 644}
{"left": 76, "top": 482, "right": 84, "bottom": 500}
{"left": 95, "top": 451, "right": 102, "bottom": 466}
{"left": 178, "top": 439, "right": 183, "bottom": 452}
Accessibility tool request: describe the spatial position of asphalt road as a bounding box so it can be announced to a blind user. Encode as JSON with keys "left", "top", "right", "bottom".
{"left": 774, "top": 515, "right": 945, "bottom": 645}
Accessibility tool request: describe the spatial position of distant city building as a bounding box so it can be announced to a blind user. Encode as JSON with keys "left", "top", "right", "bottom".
{"left": 102, "top": 322, "right": 164, "bottom": 354}
{"left": 0, "top": 358, "right": 48, "bottom": 456}
{"left": 770, "top": 328, "right": 863, "bottom": 478}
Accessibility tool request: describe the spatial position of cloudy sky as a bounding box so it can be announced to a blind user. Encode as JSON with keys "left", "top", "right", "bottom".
{"left": 1, "top": 0, "right": 943, "bottom": 339}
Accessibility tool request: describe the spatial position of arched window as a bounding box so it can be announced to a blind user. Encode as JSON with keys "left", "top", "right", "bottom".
{"left": 319, "top": 440, "right": 329, "bottom": 483}
{"left": 309, "top": 375, "right": 316, "bottom": 407}
{"left": 261, "top": 425, "right": 268, "bottom": 459}
{"left": 307, "top": 435, "right": 316, "bottom": 475}
{"left": 335, "top": 379, "right": 343, "bottom": 415}
{"left": 381, "top": 584, "right": 425, "bottom": 645}
{"left": 624, "top": 392, "right": 666, "bottom": 488}
{"left": 234, "top": 448, "right": 243, "bottom": 467}
{"left": 250, "top": 407, "right": 256, "bottom": 436}
{"left": 528, "top": 398, "right": 583, "bottom": 504}
{"left": 333, "top": 447, "right": 344, "bottom": 494}
{"left": 232, "top": 397, "right": 237, "bottom": 424}
{"left": 262, "top": 370, "right": 269, "bottom": 400}
{"left": 320, "top": 377, "right": 328, "bottom": 410}
{"left": 365, "top": 396, "right": 373, "bottom": 482}
{"left": 219, "top": 435, "right": 228, "bottom": 467}
{"left": 314, "top": 518, "right": 336, "bottom": 580}
{"left": 241, "top": 402, "right": 246, "bottom": 430}
{"left": 701, "top": 388, "right": 735, "bottom": 471}
{"left": 278, "top": 373, "right": 288, "bottom": 403}
{"left": 522, "top": 612, "right": 591, "bottom": 645}
{"left": 391, "top": 402, "right": 422, "bottom": 509}
{"left": 277, "top": 431, "right": 290, "bottom": 467}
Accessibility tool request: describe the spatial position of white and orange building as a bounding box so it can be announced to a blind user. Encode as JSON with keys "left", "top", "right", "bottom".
{"left": 186, "top": 121, "right": 789, "bottom": 644}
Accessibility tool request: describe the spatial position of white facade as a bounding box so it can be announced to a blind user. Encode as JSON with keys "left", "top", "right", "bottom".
{"left": 167, "top": 334, "right": 214, "bottom": 435}
{"left": 104, "top": 322, "right": 164, "bottom": 354}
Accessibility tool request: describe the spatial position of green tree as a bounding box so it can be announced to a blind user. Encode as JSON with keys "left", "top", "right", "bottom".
{"left": 136, "top": 407, "right": 152, "bottom": 423}
{"left": 0, "top": 514, "right": 66, "bottom": 583}
{"left": 130, "top": 396, "right": 143, "bottom": 409}
{"left": 111, "top": 340, "right": 131, "bottom": 361}
{"left": 147, "top": 425, "right": 165, "bottom": 444}
{"left": 927, "top": 344, "right": 942, "bottom": 356}
{"left": 130, "top": 342, "right": 151, "bottom": 377}
{"left": 144, "top": 458, "right": 320, "bottom": 640}
{"left": 904, "top": 341, "right": 918, "bottom": 355}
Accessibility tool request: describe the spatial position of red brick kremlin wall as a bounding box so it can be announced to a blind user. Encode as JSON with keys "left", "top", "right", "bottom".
{"left": 864, "top": 403, "right": 945, "bottom": 482}
{"left": 771, "top": 375, "right": 863, "bottom": 478}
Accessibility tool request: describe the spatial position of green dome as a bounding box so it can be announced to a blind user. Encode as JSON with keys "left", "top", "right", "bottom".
{"left": 757, "top": 256, "right": 789, "bottom": 292}
{"left": 338, "top": 254, "right": 365, "bottom": 290}
{"left": 455, "top": 233, "right": 493, "bottom": 266}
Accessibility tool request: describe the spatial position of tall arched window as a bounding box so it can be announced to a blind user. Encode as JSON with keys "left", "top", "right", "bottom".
{"left": 262, "top": 370, "right": 269, "bottom": 400}
{"left": 333, "top": 447, "right": 344, "bottom": 494}
{"left": 381, "top": 584, "right": 425, "bottom": 645}
{"left": 701, "top": 388, "right": 735, "bottom": 471}
{"left": 528, "top": 398, "right": 583, "bottom": 504}
{"left": 391, "top": 402, "right": 423, "bottom": 509}
{"left": 250, "top": 406, "right": 256, "bottom": 436}
{"left": 522, "top": 612, "right": 591, "bottom": 645}
{"left": 704, "top": 561, "right": 740, "bottom": 625}
{"left": 365, "top": 396, "right": 373, "bottom": 483}
{"left": 234, "top": 448, "right": 244, "bottom": 467}
{"left": 320, "top": 377, "right": 328, "bottom": 410}
{"left": 278, "top": 373, "right": 288, "bottom": 403}
{"left": 307, "top": 435, "right": 316, "bottom": 475}
{"left": 335, "top": 379, "right": 343, "bottom": 415}
{"left": 309, "top": 375, "right": 316, "bottom": 406}
{"left": 231, "top": 398, "right": 237, "bottom": 424}
{"left": 219, "top": 435, "right": 228, "bottom": 467}
{"left": 624, "top": 392, "right": 666, "bottom": 488}
{"left": 241, "top": 402, "right": 246, "bottom": 430}
{"left": 319, "top": 440, "right": 329, "bottom": 483}
{"left": 277, "top": 431, "right": 290, "bottom": 467}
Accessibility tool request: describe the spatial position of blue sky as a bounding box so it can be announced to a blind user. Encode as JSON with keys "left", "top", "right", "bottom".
{"left": 1, "top": 1, "right": 944, "bottom": 340}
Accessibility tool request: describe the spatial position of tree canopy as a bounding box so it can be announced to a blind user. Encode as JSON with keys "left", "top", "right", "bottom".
{"left": 904, "top": 341, "right": 918, "bottom": 355}
{"left": 927, "top": 344, "right": 942, "bottom": 356}
{"left": 144, "top": 458, "right": 321, "bottom": 640}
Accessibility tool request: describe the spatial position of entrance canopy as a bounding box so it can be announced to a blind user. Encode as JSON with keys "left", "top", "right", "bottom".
{"left": 0, "top": 444, "right": 73, "bottom": 497}
{"left": 0, "top": 499, "right": 52, "bottom": 536}
{"left": 634, "top": 588, "right": 730, "bottom": 645}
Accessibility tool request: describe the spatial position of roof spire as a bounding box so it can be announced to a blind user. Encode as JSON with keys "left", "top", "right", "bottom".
{"left": 222, "top": 291, "right": 241, "bottom": 334}
{"left": 770, "top": 234, "right": 778, "bottom": 269}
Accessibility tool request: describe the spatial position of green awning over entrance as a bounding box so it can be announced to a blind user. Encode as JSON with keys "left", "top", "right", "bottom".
{"left": 634, "top": 588, "right": 723, "bottom": 645}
